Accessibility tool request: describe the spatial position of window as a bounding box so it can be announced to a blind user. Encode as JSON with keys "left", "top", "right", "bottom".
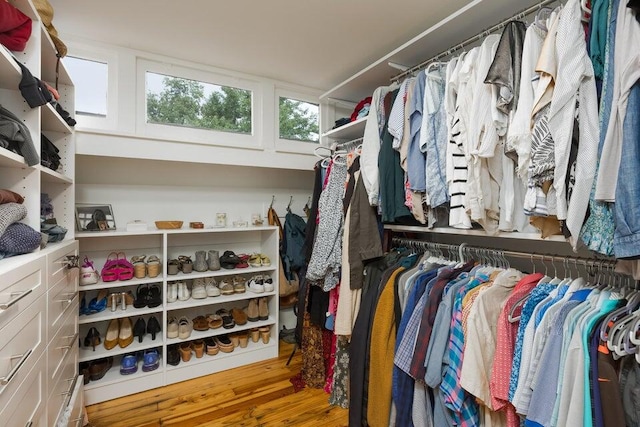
{"left": 64, "top": 56, "right": 108, "bottom": 117}
{"left": 278, "top": 97, "right": 319, "bottom": 142}
{"left": 146, "top": 72, "right": 252, "bottom": 135}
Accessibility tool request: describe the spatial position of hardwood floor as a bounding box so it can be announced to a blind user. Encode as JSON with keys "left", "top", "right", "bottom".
{"left": 85, "top": 341, "right": 348, "bottom": 427}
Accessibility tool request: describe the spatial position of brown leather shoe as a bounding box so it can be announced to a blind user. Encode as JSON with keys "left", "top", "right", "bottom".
{"left": 247, "top": 299, "right": 259, "bottom": 322}
{"left": 258, "top": 297, "right": 269, "bottom": 321}
{"left": 231, "top": 307, "right": 248, "bottom": 325}
{"left": 191, "top": 339, "right": 205, "bottom": 358}
{"left": 118, "top": 317, "right": 133, "bottom": 348}
{"left": 179, "top": 342, "right": 192, "bottom": 362}
{"left": 89, "top": 357, "right": 113, "bottom": 381}
{"left": 104, "top": 319, "right": 120, "bottom": 350}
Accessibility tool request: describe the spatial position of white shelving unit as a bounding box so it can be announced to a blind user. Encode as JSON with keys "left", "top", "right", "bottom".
{"left": 0, "top": 1, "right": 79, "bottom": 424}
{"left": 321, "top": 116, "right": 367, "bottom": 143}
{"left": 76, "top": 226, "right": 280, "bottom": 405}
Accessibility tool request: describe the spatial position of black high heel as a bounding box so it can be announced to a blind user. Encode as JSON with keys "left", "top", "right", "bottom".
{"left": 133, "top": 317, "right": 146, "bottom": 343}
{"left": 84, "top": 327, "right": 101, "bottom": 351}
{"left": 147, "top": 316, "right": 162, "bottom": 340}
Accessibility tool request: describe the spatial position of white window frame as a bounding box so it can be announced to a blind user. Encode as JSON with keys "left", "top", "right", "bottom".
{"left": 275, "top": 87, "right": 321, "bottom": 154}
{"left": 65, "top": 45, "right": 118, "bottom": 130}
{"left": 137, "top": 58, "right": 262, "bottom": 149}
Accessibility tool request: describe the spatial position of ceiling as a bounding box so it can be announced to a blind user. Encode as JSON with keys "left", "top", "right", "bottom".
{"left": 51, "top": 0, "right": 472, "bottom": 93}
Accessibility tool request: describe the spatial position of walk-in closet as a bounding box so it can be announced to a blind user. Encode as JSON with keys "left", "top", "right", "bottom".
{"left": 0, "top": 0, "right": 638, "bottom": 425}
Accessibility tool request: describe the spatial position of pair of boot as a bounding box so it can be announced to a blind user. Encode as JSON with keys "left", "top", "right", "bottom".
{"left": 194, "top": 250, "right": 220, "bottom": 272}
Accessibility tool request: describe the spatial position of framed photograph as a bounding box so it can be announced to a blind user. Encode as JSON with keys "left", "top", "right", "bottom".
{"left": 75, "top": 204, "right": 117, "bottom": 231}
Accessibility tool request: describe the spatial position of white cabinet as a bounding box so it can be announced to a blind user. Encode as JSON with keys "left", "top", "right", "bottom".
{"left": 76, "top": 226, "right": 280, "bottom": 405}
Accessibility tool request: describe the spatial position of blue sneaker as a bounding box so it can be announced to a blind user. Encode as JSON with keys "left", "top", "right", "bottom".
{"left": 142, "top": 349, "right": 160, "bottom": 372}
{"left": 120, "top": 354, "right": 138, "bottom": 375}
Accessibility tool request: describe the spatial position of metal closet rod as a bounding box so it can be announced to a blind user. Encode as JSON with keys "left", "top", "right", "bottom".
{"left": 391, "top": 0, "right": 560, "bottom": 82}
{"left": 390, "top": 237, "right": 616, "bottom": 268}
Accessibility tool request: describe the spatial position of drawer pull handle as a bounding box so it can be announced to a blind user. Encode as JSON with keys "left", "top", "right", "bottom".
{"left": 55, "top": 292, "right": 78, "bottom": 304}
{"left": 57, "top": 332, "right": 79, "bottom": 351}
{"left": 0, "top": 348, "right": 32, "bottom": 385}
{"left": 0, "top": 289, "right": 33, "bottom": 310}
{"left": 72, "top": 416, "right": 84, "bottom": 427}
{"left": 25, "top": 422, "right": 33, "bottom": 427}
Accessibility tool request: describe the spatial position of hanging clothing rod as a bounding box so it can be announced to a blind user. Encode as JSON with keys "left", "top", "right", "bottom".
{"left": 391, "top": 237, "right": 616, "bottom": 269}
{"left": 391, "top": 0, "right": 560, "bottom": 82}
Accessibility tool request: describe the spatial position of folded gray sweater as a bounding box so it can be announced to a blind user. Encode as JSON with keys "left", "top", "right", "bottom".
{"left": 0, "top": 104, "right": 39, "bottom": 166}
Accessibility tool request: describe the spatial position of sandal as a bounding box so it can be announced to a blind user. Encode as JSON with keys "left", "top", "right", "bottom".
{"left": 191, "top": 339, "right": 205, "bottom": 358}
{"left": 207, "top": 313, "right": 223, "bottom": 329}
{"left": 133, "top": 284, "right": 149, "bottom": 309}
{"left": 130, "top": 255, "right": 147, "bottom": 279}
{"left": 237, "top": 331, "right": 249, "bottom": 348}
{"left": 192, "top": 315, "right": 209, "bottom": 331}
{"left": 147, "top": 284, "right": 162, "bottom": 308}
{"left": 117, "top": 252, "right": 135, "bottom": 281}
{"left": 258, "top": 326, "right": 271, "bottom": 344}
{"left": 220, "top": 251, "right": 241, "bottom": 269}
{"left": 205, "top": 337, "right": 219, "bottom": 355}
{"left": 215, "top": 334, "right": 235, "bottom": 353}
{"left": 167, "top": 259, "right": 179, "bottom": 275}
{"left": 179, "top": 342, "right": 192, "bottom": 362}
{"left": 248, "top": 254, "right": 262, "bottom": 268}
{"left": 178, "top": 255, "right": 193, "bottom": 274}
{"left": 101, "top": 252, "right": 120, "bottom": 282}
{"left": 216, "top": 309, "right": 235, "bottom": 329}
{"left": 147, "top": 255, "right": 161, "bottom": 278}
{"left": 260, "top": 254, "right": 271, "bottom": 267}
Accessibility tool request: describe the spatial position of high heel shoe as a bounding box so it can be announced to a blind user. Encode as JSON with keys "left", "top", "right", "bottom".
{"left": 84, "top": 327, "right": 101, "bottom": 351}
{"left": 118, "top": 317, "right": 134, "bottom": 348}
{"left": 133, "top": 317, "right": 146, "bottom": 343}
{"left": 147, "top": 316, "right": 161, "bottom": 340}
{"left": 79, "top": 292, "right": 88, "bottom": 316}
{"left": 88, "top": 289, "right": 108, "bottom": 314}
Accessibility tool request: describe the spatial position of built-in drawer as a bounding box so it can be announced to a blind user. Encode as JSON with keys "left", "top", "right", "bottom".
{"left": 0, "top": 352, "right": 46, "bottom": 427}
{"left": 56, "top": 375, "right": 84, "bottom": 427}
{"left": 47, "top": 346, "right": 79, "bottom": 426}
{"left": 0, "top": 295, "right": 46, "bottom": 413}
{"left": 0, "top": 256, "right": 46, "bottom": 331}
{"left": 46, "top": 241, "right": 79, "bottom": 290}
{"left": 48, "top": 299, "right": 79, "bottom": 386}
{"left": 48, "top": 270, "right": 79, "bottom": 342}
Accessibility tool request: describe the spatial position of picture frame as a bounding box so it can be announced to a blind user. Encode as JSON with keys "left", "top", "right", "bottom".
{"left": 75, "top": 204, "right": 117, "bottom": 231}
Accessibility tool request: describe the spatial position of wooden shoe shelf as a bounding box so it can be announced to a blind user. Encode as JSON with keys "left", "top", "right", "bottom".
{"left": 75, "top": 226, "right": 280, "bottom": 405}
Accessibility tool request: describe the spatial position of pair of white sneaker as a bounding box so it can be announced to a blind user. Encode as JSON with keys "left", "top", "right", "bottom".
{"left": 167, "top": 281, "right": 190, "bottom": 302}
{"left": 247, "top": 275, "right": 274, "bottom": 294}
{"left": 192, "top": 277, "right": 220, "bottom": 299}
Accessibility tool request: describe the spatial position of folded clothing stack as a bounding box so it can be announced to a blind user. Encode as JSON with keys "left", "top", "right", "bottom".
{"left": 0, "top": 193, "right": 41, "bottom": 260}
{"left": 40, "top": 193, "right": 67, "bottom": 245}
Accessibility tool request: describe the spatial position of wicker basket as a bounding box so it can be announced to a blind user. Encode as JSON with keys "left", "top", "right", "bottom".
{"left": 154, "top": 221, "right": 184, "bottom": 229}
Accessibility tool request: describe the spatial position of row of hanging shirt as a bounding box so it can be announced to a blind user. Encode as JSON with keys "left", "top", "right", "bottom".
{"left": 358, "top": 0, "right": 640, "bottom": 258}
{"left": 383, "top": 244, "right": 639, "bottom": 427}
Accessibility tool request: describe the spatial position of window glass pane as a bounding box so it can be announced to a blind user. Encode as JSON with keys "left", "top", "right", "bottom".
{"left": 146, "top": 72, "right": 252, "bottom": 134}
{"left": 279, "top": 97, "right": 319, "bottom": 142}
{"left": 65, "top": 56, "right": 108, "bottom": 117}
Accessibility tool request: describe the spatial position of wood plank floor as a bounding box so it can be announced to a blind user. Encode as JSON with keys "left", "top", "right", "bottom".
{"left": 85, "top": 341, "right": 348, "bottom": 427}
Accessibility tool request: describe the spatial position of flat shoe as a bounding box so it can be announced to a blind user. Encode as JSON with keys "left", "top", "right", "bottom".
{"left": 207, "top": 314, "right": 223, "bottom": 329}
{"left": 231, "top": 307, "right": 248, "bottom": 326}
{"left": 192, "top": 315, "right": 209, "bottom": 331}
{"left": 216, "top": 309, "right": 235, "bottom": 329}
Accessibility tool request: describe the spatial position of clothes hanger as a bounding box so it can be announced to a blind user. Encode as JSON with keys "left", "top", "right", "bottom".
{"left": 313, "top": 145, "right": 333, "bottom": 159}
{"left": 286, "top": 196, "right": 293, "bottom": 214}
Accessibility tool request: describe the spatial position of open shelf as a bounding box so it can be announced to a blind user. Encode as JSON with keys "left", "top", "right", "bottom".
{"left": 0, "top": 147, "right": 28, "bottom": 168}
{"left": 79, "top": 276, "right": 163, "bottom": 292}
{"left": 78, "top": 306, "right": 163, "bottom": 325}
{"left": 42, "top": 102, "right": 74, "bottom": 134}
{"left": 0, "top": 45, "right": 22, "bottom": 90}
{"left": 79, "top": 334, "right": 163, "bottom": 363}
{"left": 39, "top": 165, "right": 73, "bottom": 184}
{"left": 384, "top": 224, "right": 567, "bottom": 242}
{"left": 165, "top": 339, "right": 276, "bottom": 371}
{"left": 165, "top": 316, "right": 276, "bottom": 346}
{"left": 321, "top": 116, "right": 367, "bottom": 142}
{"left": 40, "top": 25, "right": 73, "bottom": 86}
{"left": 166, "top": 290, "right": 276, "bottom": 311}
{"left": 83, "top": 359, "right": 163, "bottom": 391}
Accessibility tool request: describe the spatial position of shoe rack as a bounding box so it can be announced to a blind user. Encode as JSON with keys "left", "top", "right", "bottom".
{"left": 75, "top": 226, "right": 280, "bottom": 405}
